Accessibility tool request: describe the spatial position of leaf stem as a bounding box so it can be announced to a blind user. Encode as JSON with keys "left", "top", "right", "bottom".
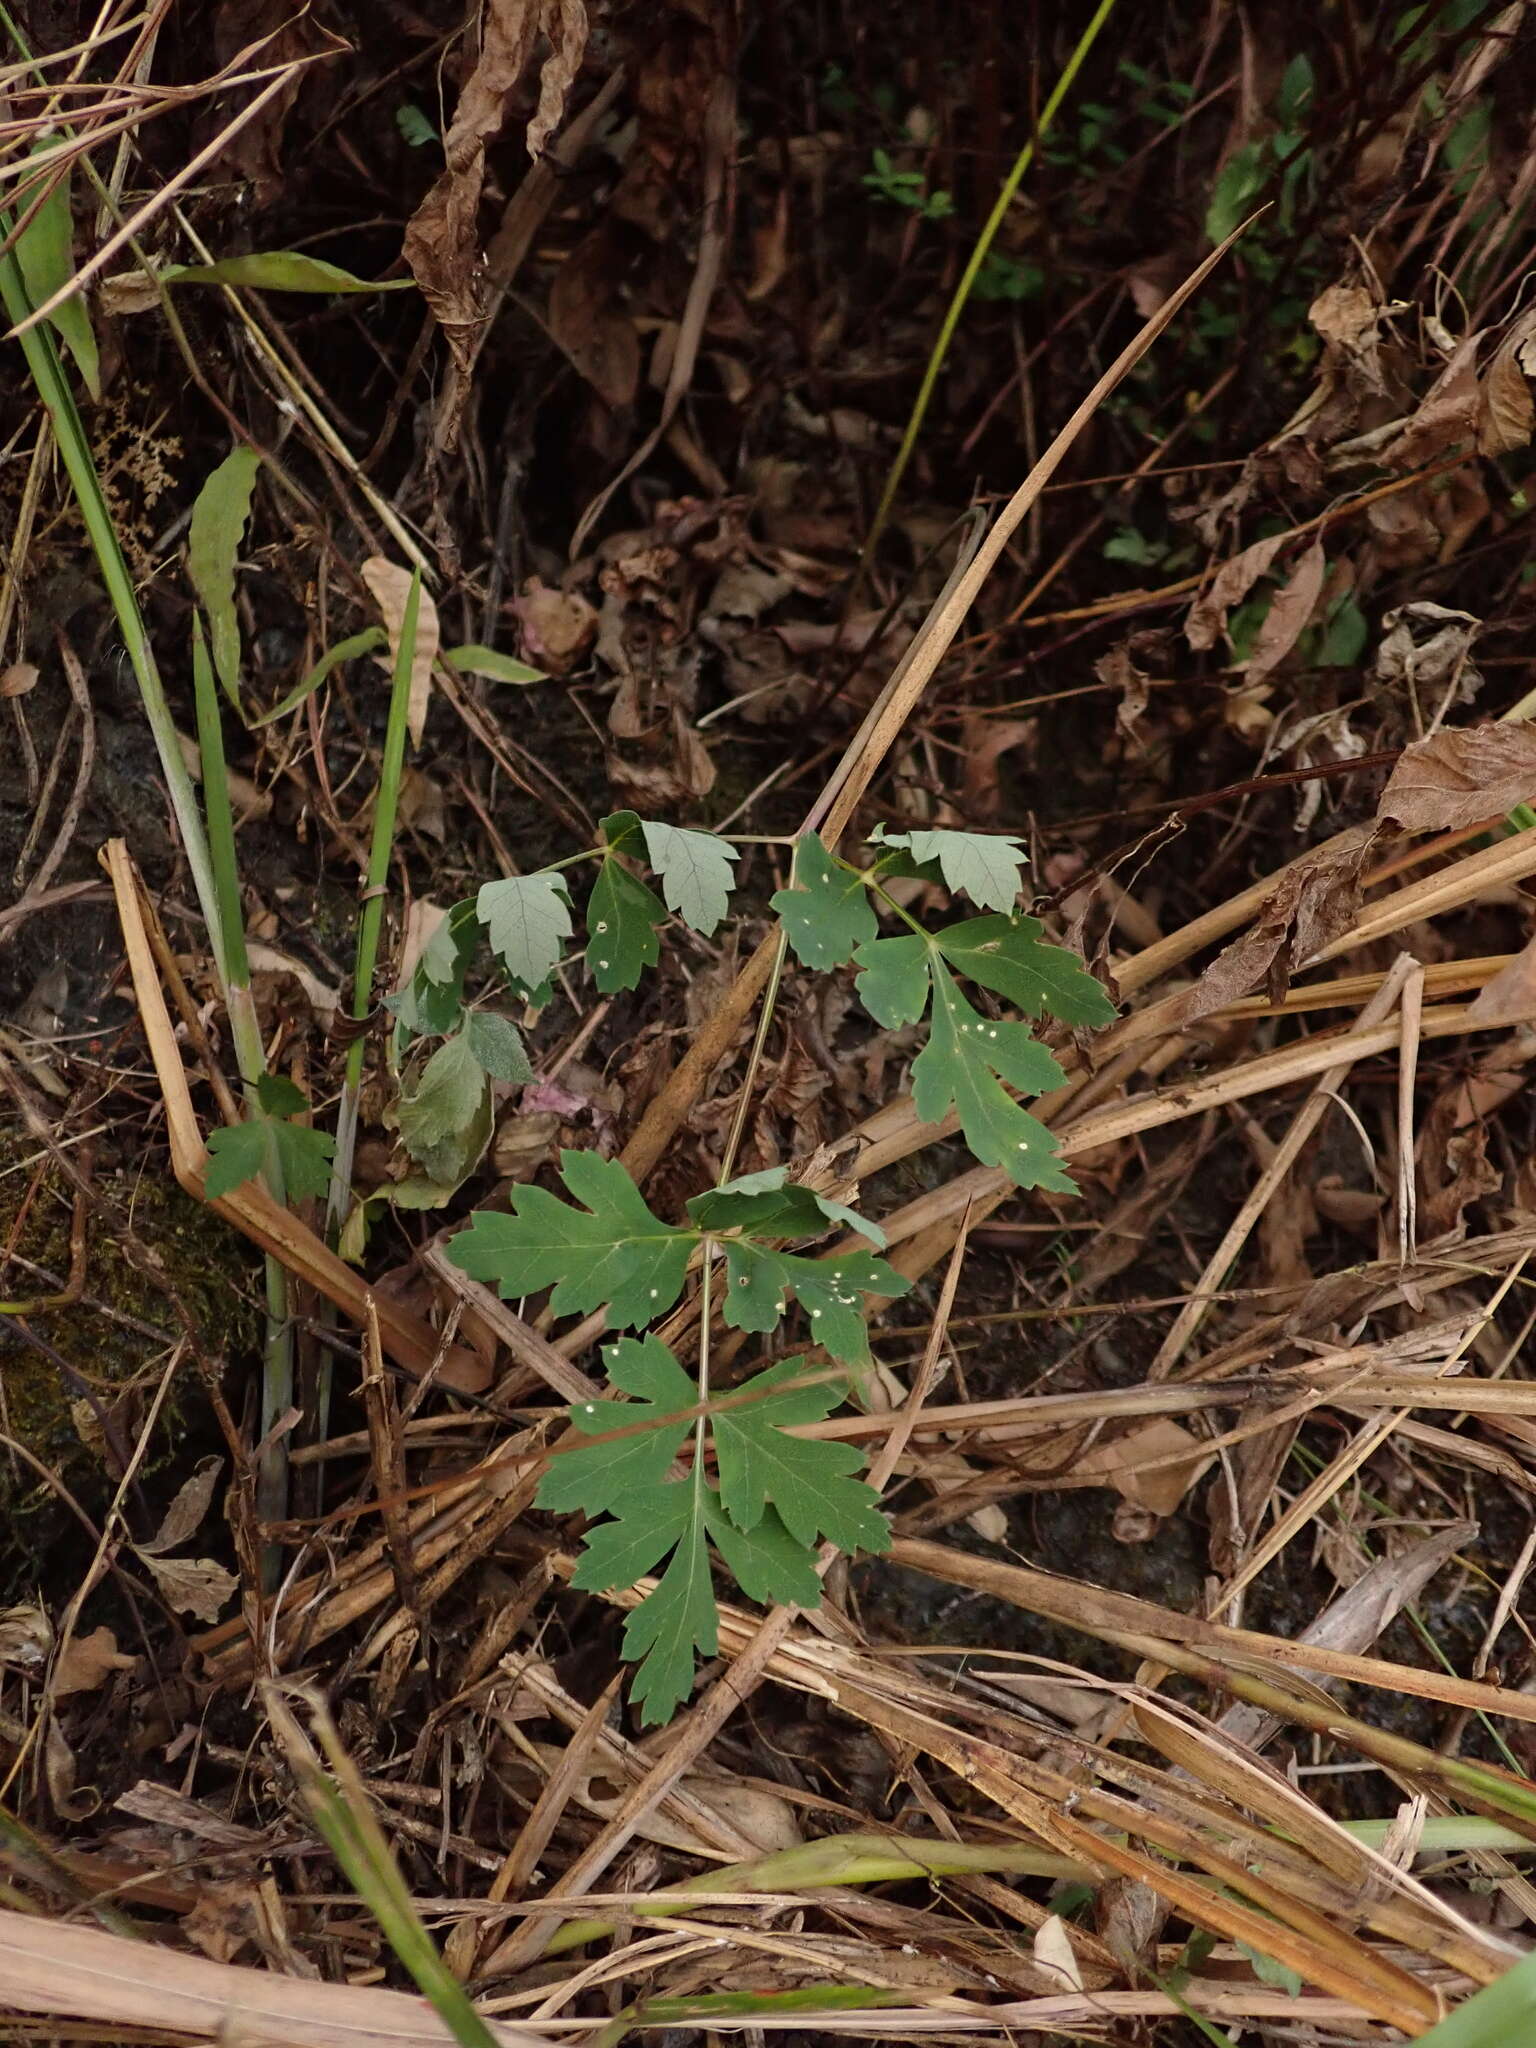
{"left": 324, "top": 569, "right": 422, "bottom": 1244}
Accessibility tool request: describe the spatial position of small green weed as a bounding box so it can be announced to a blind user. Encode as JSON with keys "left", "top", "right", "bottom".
{"left": 861, "top": 147, "right": 953, "bottom": 221}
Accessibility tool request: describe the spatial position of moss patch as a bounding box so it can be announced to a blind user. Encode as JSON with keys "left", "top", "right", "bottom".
{"left": 0, "top": 1125, "right": 259, "bottom": 1579}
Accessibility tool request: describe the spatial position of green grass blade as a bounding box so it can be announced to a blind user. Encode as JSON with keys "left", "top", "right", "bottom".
{"left": 1412, "top": 1950, "right": 1536, "bottom": 2045}
{"left": 12, "top": 144, "right": 99, "bottom": 398}
{"left": 265, "top": 1690, "right": 499, "bottom": 2048}
{"left": 0, "top": 244, "right": 223, "bottom": 965}
{"left": 325, "top": 566, "right": 421, "bottom": 1240}
{"left": 859, "top": 0, "right": 1119, "bottom": 573}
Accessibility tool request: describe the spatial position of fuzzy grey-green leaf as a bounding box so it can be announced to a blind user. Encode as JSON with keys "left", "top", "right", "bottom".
{"left": 476, "top": 871, "right": 572, "bottom": 992}
{"left": 640, "top": 820, "right": 739, "bottom": 935}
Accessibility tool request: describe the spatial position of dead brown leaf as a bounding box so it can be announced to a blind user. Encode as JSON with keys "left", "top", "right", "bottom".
{"left": 1096, "top": 640, "right": 1152, "bottom": 747}
{"left": 1176, "top": 825, "right": 1380, "bottom": 1021}
{"left": 1467, "top": 935, "right": 1536, "bottom": 1026}
{"left": 1185, "top": 533, "right": 1286, "bottom": 652}
{"left": 247, "top": 944, "right": 340, "bottom": 1029}
{"left": 1378, "top": 723, "right": 1536, "bottom": 833}
{"left": 0, "top": 1608, "right": 50, "bottom": 1669}
{"left": 397, "top": 766, "right": 447, "bottom": 843}
{"left": 1380, "top": 341, "right": 1480, "bottom": 467}
{"left": 1420, "top": 1121, "right": 1502, "bottom": 1239}
{"left": 402, "top": 0, "right": 545, "bottom": 397}
{"left": 52, "top": 1627, "right": 134, "bottom": 1699}
{"left": 1478, "top": 349, "right": 1534, "bottom": 455}
{"left": 1477, "top": 306, "right": 1536, "bottom": 455}
{"left": 526, "top": 0, "right": 589, "bottom": 159}
{"left": 1373, "top": 601, "right": 1482, "bottom": 712}
{"left": 1308, "top": 282, "right": 1379, "bottom": 353}
{"left": 548, "top": 223, "right": 641, "bottom": 408}
{"left": 1077, "top": 1418, "right": 1215, "bottom": 1518}
{"left": 136, "top": 1553, "right": 238, "bottom": 1624}
{"left": 1243, "top": 538, "right": 1325, "bottom": 684}
{"left": 139, "top": 1458, "right": 222, "bottom": 1557}
{"left": 0, "top": 662, "right": 38, "bottom": 698}
{"left": 511, "top": 581, "right": 597, "bottom": 673}
{"left": 361, "top": 558, "right": 441, "bottom": 748}
{"left": 961, "top": 713, "right": 1036, "bottom": 817}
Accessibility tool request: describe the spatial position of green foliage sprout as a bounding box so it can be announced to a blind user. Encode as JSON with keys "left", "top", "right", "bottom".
{"left": 437, "top": 822, "right": 1113, "bottom": 1720}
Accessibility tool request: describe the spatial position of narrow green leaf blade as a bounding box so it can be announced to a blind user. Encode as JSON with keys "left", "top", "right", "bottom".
{"left": 187, "top": 445, "right": 261, "bottom": 708}
{"left": 14, "top": 149, "right": 99, "bottom": 398}
{"left": 476, "top": 871, "right": 572, "bottom": 992}
{"left": 935, "top": 915, "right": 1115, "bottom": 1025}
{"left": 1411, "top": 1947, "right": 1536, "bottom": 2048}
{"left": 771, "top": 832, "right": 876, "bottom": 969}
{"left": 586, "top": 858, "right": 665, "bottom": 993}
{"left": 250, "top": 626, "right": 387, "bottom": 727}
{"left": 443, "top": 642, "right": 546, "bottom": 684}
{"left": 640, "top": 820, "right": 739, "bottom": 935}
{"left": 161, "top": 252, "right": 417, "bottom": 293}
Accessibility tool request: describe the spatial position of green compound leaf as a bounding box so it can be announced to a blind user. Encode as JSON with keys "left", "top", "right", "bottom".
{"left": 713, "top": 1358, "right": 890, "bottom": 1554}
{"left": 852, "top": 934, "right": 933, "bottom": 1027}
{"left": 586, "top": 857, "right": 666, "bottom": 993}
{"left": 771, "top": 832, "right": 877, "bottom": 970}
{"left": 537, "top": 1335, "right": 697, "bottom": 1513}
{"left": 397, "top": 1034, "right": 484, "bottom": 1152}
{"left": 205, "top": 1095, "right": 336, "bottom": 1203}
{"left": 640, "top": 820, "right": 739, "bottom": 936}
{"left": 187, "top": 444, "right": 261, "bottom": 709}
{"left": 934, "top": 915, "right": 1116, "bottom": 1027}
{"left": 476, "top": 871, "right": 572, "bottom": 993}
{"left": 256, "top": 1072, "right": 308, "bottom": 1117}
{"left": 689, "top": 1165, "right": 885, "bottom": 1247}
{"left": 448, "top": 1148, "right": 694, "bottom": 1328}
{"left": 874, "top": 828, "right": 1027, "bottom": 911}
{"left": 720, "top": 1240, "right": 908, "bottom": 1363}
{"left": 912, "top": 961, "right": 1074, "bottom": 1192}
